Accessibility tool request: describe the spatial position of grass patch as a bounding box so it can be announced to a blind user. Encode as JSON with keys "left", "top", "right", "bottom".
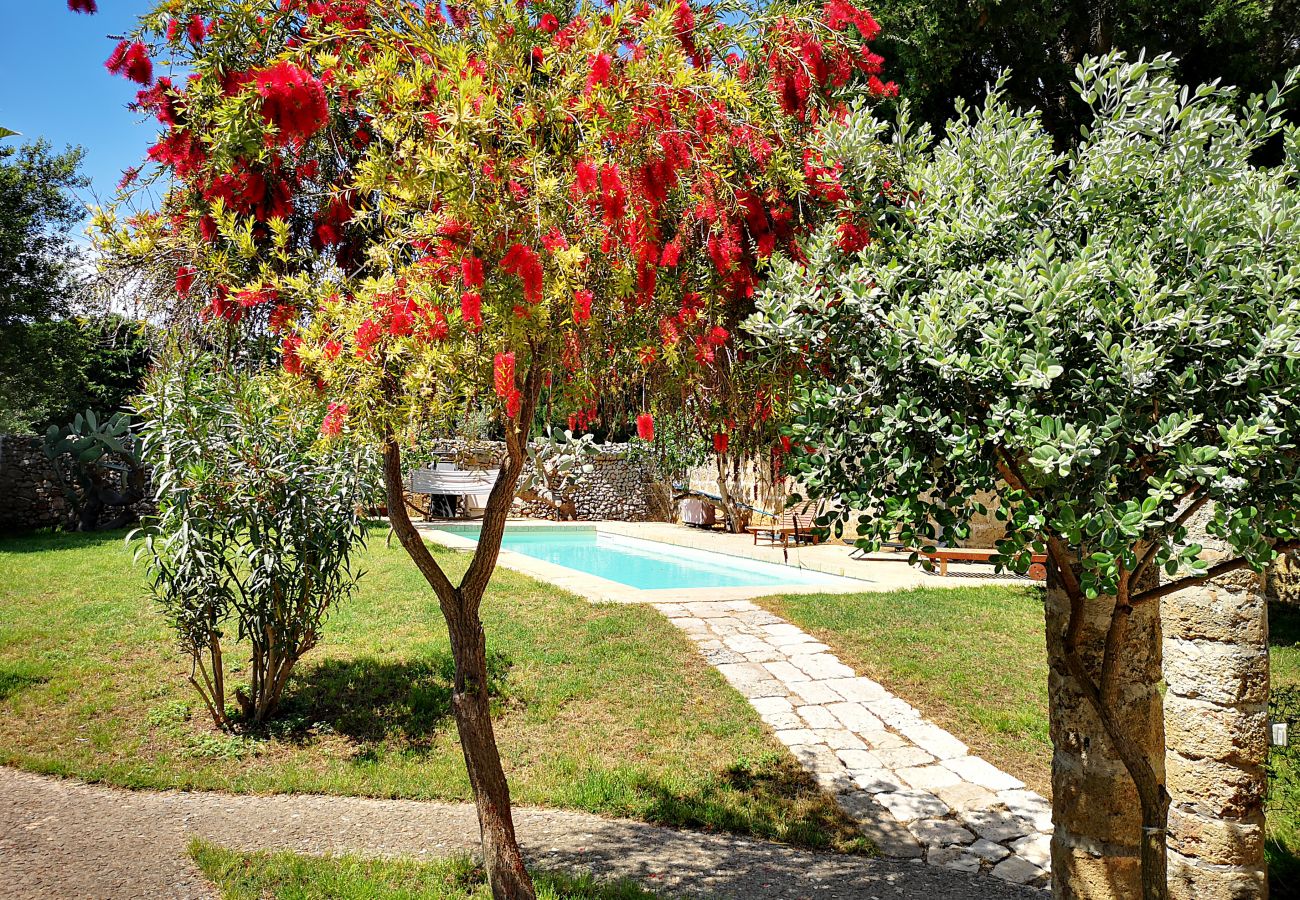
{"left": 0, "top": 525, "right": 866, "bottom": 853}
{"left": 755, "top": 584, "right": 1052, "bottom": 794}
{"left": 1267, "top": 602, "right": 1300, "bottom": 893}
{"left": 190, "top": 841, "right": 659, "bottom": 900}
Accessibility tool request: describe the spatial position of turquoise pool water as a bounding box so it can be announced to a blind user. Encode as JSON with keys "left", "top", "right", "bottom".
{"left": 438, "top": 526, "right": 843, "bottom": 590}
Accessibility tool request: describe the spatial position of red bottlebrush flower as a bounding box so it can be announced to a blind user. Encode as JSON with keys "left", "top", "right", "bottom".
{"left": 586, "top": 52, "right": 613, "bottom": 93}
{"left": 281, "top": 335, "right": 305, "bottom": 376}
{"left": 199, "top": 215, "right": 218, "bottom": 243}
{"left": 660, "top": 238, "right": 681, "bottom": 267}
{"left": 493, "top": 351, "right": 516, "bottom": 398}
{"left": 187, "top": 15, "right": 208, "bottom": 44}
{"left": 636, "top": 413, "right": 655, "bottom": 442}
{"left": 836, "top": 219, "right": 872, "bottom": 252}
{"left": 461, "top": 255, "right": 484, "bottom": 288}
{"left": 824, "top": 0, "right": 880, "bottom": 38}
{"left": 174, "top": 266, "right": 197, "bottom": 298}
{"left": 707, "top": 325, "right": 730, "bottom": 346}
{"left": 867, "top": 76, "right": 899, "bottom": 98}
{"left": 780, "top": 435, "right": 793, "bottom": 453}
{"left": 323, "top": 339, "right": 343, "bottom": 360}
{"left": 68, "top": 0, "right": 97, "bottom": 13}
{"left": 209, "top": 286, "right": 240, "bottom": 322}
{"left": 422, "top": 306, "right": 450, "bottom": 341}
{"left": 713, "top": 432, "right": 729, "bottom": 453}
{"left": 354, "top": 318, "right": 383, "bottom": 357}
{"left": 598, "top": 164, "right": 626, "bottom": 222}
{"left": 106, "top": 41, "right": 153, "bottom": 86}
{"left": 321, "top": 402, "right": 348, "bottom": 437}
{"left": 500, "top": 243, "right": 543, "bottom": 303}
{"left": 268, "top": 304, "right": 296, "bottom": 333}
{"left": 493, "top": 351, "right": 523, "bottom": 418}
{"left": 136, "top": 77, "right": 182, "bottom": 127}
{"left": 574, "top": 158, "right": 598, "bottom": 195}
{"left": 538, "top": 13, "right": 559, "bottom": 32}
{"left": 384, "top": 295, "right": 416, "bottom": 337}
{"left": 530, "top": 47, "right": 545, "bottom": 66}
{"left": 573, "top": 288, "right": 593, "bottom": 323}
{"left": 460, "top": 291, "right": 483, "bottom": 330}
{"left": 255, "top": 61, "right": 329, "bottom": 145}
{"left": 541, "top": 227, "right": 568, "bottom": 254}
{"left": 235, "top": 285, "right": 277, "bottom": 308}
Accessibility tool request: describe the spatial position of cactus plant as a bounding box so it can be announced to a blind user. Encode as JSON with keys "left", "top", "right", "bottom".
{"left": 517, "top": 428, "right": 599, "bottom": 520}
{"left": 43, "top": 409, "right": 146, "bottom": 531}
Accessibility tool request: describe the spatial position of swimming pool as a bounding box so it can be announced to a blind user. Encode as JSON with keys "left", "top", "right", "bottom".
{"left": 437, "top": 526, "right": 845, "bottom": 590}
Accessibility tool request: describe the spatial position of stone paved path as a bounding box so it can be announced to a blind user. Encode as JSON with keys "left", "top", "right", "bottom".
{"left": 653, "top": 599, "right": 1053, "bottom": 889}
{"left": 0, "top": 766, "right": 1040, "bottom": 900}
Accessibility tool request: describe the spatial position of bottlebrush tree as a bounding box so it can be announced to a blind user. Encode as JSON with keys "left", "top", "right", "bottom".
{"left": 91, "top": 0, "right": 896, "bottom": 895}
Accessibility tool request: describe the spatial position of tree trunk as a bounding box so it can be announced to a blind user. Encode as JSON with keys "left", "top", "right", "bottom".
{"left": 445, "top": 597, "right": 535, "bottom": 900}
{"left": 383, "top": 437, "right": 537, "bottom": 900}
{"left": 1046, "top": 555, "right": 1166, "bottom": 899}
{"left": 714, "top": 454, "right": 749, "bottom": 533}
{"left": 1163, "top": 571, "right": 1269, "bottom": 899}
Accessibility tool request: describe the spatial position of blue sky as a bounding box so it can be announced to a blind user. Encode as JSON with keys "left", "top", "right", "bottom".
{"left": 0, "top": 1, "right": 159, "bottom": 216}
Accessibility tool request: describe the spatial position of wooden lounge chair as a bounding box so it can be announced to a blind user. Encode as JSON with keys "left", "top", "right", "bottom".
{"left": 747, "top": 502, "right": 822, "bottom": 549}
{"left": 920, "top": 547, "right": 1048, "bottom": 580}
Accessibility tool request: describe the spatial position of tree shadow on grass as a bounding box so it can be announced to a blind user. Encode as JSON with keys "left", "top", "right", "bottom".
{"left": 266, "top": 650, "right": 514, "bottom": 752}
{"left": 627, "top": 753, "right": 870, "bottom": 854}
{"left": 0, "top": 665, "right": 48, "bottom": 702}
{"left": 1272, "top": 602, "right": 1300, "bottom": 650}
{"left": 0, "top": 527, "right": 132, "bottom": 554}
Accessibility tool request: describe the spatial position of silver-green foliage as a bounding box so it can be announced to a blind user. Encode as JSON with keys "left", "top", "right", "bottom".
{"left": 750, "top": 53, "right": 1300, "bottom": 599}
{"left": 134, "top": 363, "right": 371, "bottom": 728}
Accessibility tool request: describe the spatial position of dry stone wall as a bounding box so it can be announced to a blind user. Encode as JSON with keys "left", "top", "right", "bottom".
{"left": 0, "top": 435, "right": 68, "bottom": 533}
{"left": 416, "top": 439, "right": 670, "bottom": 522}
{"left": 518, "top": 445, "right": 670, "bottom": 521}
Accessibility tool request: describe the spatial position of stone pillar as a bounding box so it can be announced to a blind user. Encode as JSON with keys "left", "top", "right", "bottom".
{"left": 1046, "top": 564, "right": 1165, "bottom": 899}
{"left": 1162, "top": 573, "right": 1269, "bottom": 899}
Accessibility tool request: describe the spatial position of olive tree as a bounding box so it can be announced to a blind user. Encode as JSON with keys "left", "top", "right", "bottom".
{"left": 749, "top": 54, "right": 1300, "bottom": 899}
{"left": 135, "top": 362, "right": 370, "bottom": 728}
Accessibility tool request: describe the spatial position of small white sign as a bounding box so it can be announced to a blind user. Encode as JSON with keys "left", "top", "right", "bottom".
{"left": 1272, "top": 722, "right": 1289, "bottom": 747}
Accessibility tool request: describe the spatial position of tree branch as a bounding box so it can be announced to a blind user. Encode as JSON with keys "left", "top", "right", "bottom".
{"left": 1131, "top": 539, "right": 1300, "bottom": 606}
{"left": 382, "top": 436, "right": 459, "bottom": 610}
{"left": 1129, "top": 491, "right": 1209, "bottom": 589}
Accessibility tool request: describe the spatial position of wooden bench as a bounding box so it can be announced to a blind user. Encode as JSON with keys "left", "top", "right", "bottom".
{"left": 746, "top": 504, "right": 822, "bottom": 549}
{"left": 920, "top": 547, "right": 1048, "bottom": 581}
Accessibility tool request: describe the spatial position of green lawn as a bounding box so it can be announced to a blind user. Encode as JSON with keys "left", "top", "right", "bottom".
{"left": 0, "top": 527, "right": 865, "bottom": 853}
{"left": 756, "top": 584, "right": 1052, "bottom": 794}
{"left": 191, "top": 842, "right": 659, "bottom": 900}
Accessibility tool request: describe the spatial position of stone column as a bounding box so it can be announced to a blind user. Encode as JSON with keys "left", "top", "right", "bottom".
{"left": 1163, "top": 572, "right": 1269, "bottom": 899}
{"left": 1046, "top": 563, "right": 1165, "bottom": 899}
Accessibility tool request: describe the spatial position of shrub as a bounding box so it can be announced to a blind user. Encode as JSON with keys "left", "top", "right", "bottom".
{"left": 134, "top": 362, "right": 370, "bottom": 728}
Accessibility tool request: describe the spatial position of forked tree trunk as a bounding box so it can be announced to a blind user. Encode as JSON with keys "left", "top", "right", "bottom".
{"left": 1045, "top": 554, "right": 1167, "bottom": 900}
{"left": 383, "top": 437, "right": 537, "bottom": 900}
